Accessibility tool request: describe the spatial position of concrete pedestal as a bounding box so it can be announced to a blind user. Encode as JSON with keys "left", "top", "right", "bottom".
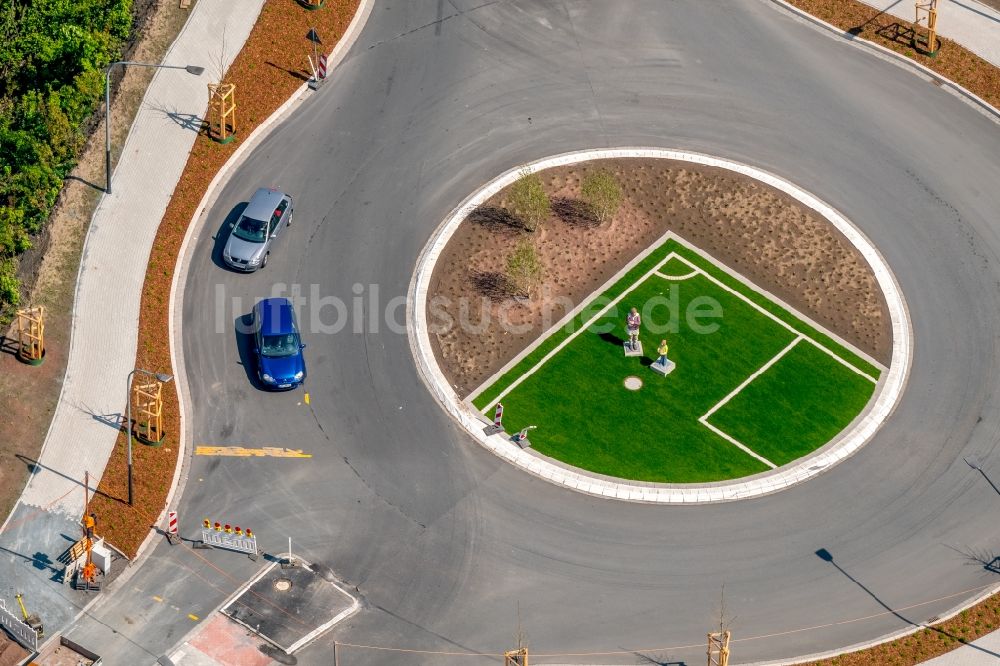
{"left": 623, "top": 341, "right": 643, "bottom": 357}
{"left": 651, "top": 358, "right": 676, "bottom": 376}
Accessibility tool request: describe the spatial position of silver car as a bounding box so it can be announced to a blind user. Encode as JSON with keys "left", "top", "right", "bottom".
{"left": 222, "top": 187, "right": 293, "bottom": 271}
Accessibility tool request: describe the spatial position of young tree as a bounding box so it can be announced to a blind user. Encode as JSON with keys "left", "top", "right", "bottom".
{"left": 506, "top": 238, "right": 543, "bottom": 298}
{"left": 507, "top": 170, "right": 550, "bottom": 232}
{"left": 580, "top": 169, "right": 623, "bottom": 224}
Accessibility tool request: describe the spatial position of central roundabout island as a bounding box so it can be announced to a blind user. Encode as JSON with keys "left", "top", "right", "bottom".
{"left": 410, "top": 149, "right": 911, "bottom": 502}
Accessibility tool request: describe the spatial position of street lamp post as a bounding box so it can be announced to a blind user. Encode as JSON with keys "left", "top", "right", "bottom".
{"left": 125, "top": 368, "right": 173, "bottom": 506}
{"left": 104, "top": 61, "right": 205, "bottom": 194}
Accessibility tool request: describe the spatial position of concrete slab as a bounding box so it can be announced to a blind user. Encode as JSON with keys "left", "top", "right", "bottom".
{"left": 221, "top": 562, "right": 357, "bottom": 653}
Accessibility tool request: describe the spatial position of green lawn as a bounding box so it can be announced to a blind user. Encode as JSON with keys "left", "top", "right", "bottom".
{"left": 706, "top": 341, "right": 876, "bottom": 466}
{"left": 470, "top": 238, "right": 882, "bottom": 483}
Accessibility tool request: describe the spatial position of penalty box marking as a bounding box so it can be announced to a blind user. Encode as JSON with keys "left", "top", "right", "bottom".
{"left": 666, "top": 253, "right": 879, "bottom": 384}
{"left": 696, "top": 336, "right": 804, "bottom": 470}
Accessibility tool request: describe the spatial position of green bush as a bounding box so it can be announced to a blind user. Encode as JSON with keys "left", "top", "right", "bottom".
{"left": 580, "top": 169, "right": 623, "bottom": 223}
{"left": 507, "top": 170, "right": 550, "bottom": 232}
{"left": 506, "top": 238, "right": 543, "bottom": 298}
{"left": 0, "top": 0, "right": 134, "bottom": 311}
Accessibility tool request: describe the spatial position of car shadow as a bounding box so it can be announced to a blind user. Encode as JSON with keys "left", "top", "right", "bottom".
{"left": 234, "top": 313, "right": 264, "bottom": 390}
{"left": 212, "top": 202, "right": 248, "bottom": 271}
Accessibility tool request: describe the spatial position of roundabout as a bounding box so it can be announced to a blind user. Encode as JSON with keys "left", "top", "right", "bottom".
{"left": 409, "top": 149, "right": 912, "bottom": 499}
{"left": 67, "top": 1, "right": 1000, "bottom": 664}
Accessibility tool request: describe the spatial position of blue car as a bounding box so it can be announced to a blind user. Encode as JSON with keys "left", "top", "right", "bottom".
{"left": 252, "top": 298, "right": 306, "bottom": 390}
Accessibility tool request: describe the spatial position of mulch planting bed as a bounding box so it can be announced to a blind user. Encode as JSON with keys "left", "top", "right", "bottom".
{"left": 786, "top": 0, "right": 1000, "bottom": 109}
{"left": 88, "top": 0, "right": 359, "bottom": 558}
{"left": 430, "top": 158, "right": 891, "bottom": 397}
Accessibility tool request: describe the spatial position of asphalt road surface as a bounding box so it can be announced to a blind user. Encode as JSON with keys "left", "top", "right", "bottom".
{"left": 67, "top": 1, "right": 1000, "bottom": 664}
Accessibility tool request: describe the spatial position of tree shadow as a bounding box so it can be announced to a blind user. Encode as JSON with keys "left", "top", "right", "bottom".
{"left": 552, "top": 197, "right": 599, "bottom": 227}
{"left": 212, "top": 202, "right": 248, "bottom": 270}
{"left": 874, "top": 21, "right": 918, "bottom": 49}
{"left": 816, "top": 548, "right": 1000, "bottom": 659}
{"left": 0, "top": 333, "right": 19, "bottom": 357}
{"left": 144, "top": 99, "right": 208, "bottom": 134}
{"left": 265, "top": 60, "right": 310, "bottom": 82}
{"left": 847, "top": 1, "right": 901, "bottom": 35}
{"left": 69, "top": 399, "right": 123, "bottom": 432}
{"left": 943, "top": 544, "right": 1000, "bottom": 574}
{"left": 468, "top": 205, "right": 525, "bottom": 233}
{"left": 470, "top": 270, "right": 516, "bottom": 302}
{"left": 632, "top": 654, "right": 686, "bottom": 666}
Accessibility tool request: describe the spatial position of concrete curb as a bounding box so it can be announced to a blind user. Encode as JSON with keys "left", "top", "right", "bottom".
{"left": 407, "top": 148, "right": 913, "bottom": 505}
{"left": 766, "top": 0, "right": 1000, "bottom": 124}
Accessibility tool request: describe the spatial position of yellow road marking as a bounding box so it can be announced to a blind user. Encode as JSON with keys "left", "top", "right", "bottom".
{"left": 304, "top": 392, "right": 310, "bottom": 405}
{"left": 152, "top": 595, "right": 163, "bottom": 603}
{"left": 195, "top": 446, "right": 312, "bottom": 458}
{"left": 188, "top": 614, "right": 199, "bottom": 621}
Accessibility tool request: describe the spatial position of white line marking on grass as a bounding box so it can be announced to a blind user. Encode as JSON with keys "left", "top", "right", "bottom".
{"left": 698, "top": 337, "right": 803, "bottom": 470}
{"left": 702, "top": 336, "right": 803, "bottom": 421}
{"left": 480, "top": 253, "right": 678, "bottom": 410}
{"left": 670, "top": 255, "right": 879, "bottom": 384}
{"left": 654, "top": 269, "right": 699, "bottom": 281}
{"left": 701, "top": 421, "right": 778, "bottom": 470}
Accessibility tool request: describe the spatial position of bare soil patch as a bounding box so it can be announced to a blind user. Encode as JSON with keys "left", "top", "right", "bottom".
{"left": 429, "top": 158, "right": 891, "bottom": 397}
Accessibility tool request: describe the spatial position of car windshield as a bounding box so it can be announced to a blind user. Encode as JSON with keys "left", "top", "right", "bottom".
{"left": 261, "top": 332, "right": 300, "bottom": 357}
{"left": 233, "top": 216, "right": 268, "bottom": 242}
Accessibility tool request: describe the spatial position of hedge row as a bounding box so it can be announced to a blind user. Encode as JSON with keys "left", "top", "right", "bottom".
{"left": 0, "top": 0, "right": 133, "bottom": 308}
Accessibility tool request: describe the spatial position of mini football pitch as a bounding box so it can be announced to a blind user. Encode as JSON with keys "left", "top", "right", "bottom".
{"left": 470, "top": 236, "right": 883, "bottom": 483}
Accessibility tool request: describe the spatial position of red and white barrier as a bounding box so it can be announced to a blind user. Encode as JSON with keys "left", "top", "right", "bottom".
{"left": 167, "top": 511, "right": 178, "bottom": 535}
{"left": 493, "top": 403, "right": 503, "bottom": 428}
{"left": 318, "top": 53, "right": 327, "bottom": 80}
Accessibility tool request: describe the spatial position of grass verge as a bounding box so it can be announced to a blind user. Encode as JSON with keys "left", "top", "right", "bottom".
{"left": 87, "top": 0, "right": 360, "bottom": 558}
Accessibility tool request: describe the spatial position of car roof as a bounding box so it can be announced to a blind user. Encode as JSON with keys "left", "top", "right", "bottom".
{"left": 244, "top": 187, "right": 288, "bottom": 221}
{"left": 256, "top": 298, "right": 297, "bottom": 336}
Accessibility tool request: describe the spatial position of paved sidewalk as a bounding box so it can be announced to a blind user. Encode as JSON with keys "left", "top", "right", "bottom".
{"left": 0, "top": 0, "right": 264, "bottom": 640}
{"left": 857, "top": 0, "right": 1000, "bottom": 66}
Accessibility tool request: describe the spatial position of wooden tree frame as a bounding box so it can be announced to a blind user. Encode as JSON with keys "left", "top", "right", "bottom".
{"left": 16, "top": 305, "right": 45, "bottom": 363}
{"left": 914, "top": 0, "right": 939, "bottom": 54}
{"left": 207, "top": 82, "right": 237, "bottom": 143}
{"left": 504, "top": 647, "right": 528, "bottom": 666}
{"left": 133, "top": 379, "right": 165, "bottom": 443}
{"left": 707, "top": 630, "right": 731, "bottom": 666}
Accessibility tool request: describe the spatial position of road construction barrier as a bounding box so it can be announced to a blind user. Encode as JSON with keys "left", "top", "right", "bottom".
{"left": 201, "top": 518, "right": 258, "bottom": 557}
{"left": 493, "top": 403, "right": 504, "bottom": 428}
{"left": 167, "top": 511, "right": 178, "bottom": 535}
{"left": 318, "top": 53, "right": 327, "bottom": 79}
{"left": 0, "top": 598, "right": 37, "bottom": 651}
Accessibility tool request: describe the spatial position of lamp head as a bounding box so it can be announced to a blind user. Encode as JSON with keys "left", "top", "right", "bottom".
{"left": 185, "top": 65, "right": 205, "bottom": 76}
{"left": 155, "top": 372, "right": 174, "bottom": 383}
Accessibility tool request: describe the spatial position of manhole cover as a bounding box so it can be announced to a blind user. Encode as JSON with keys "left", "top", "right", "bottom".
{"left": 624, "top": 376, "right": 642, "bottom": 390}
{"left": 273, "top": 578, "right": 292, "bottom": 592}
